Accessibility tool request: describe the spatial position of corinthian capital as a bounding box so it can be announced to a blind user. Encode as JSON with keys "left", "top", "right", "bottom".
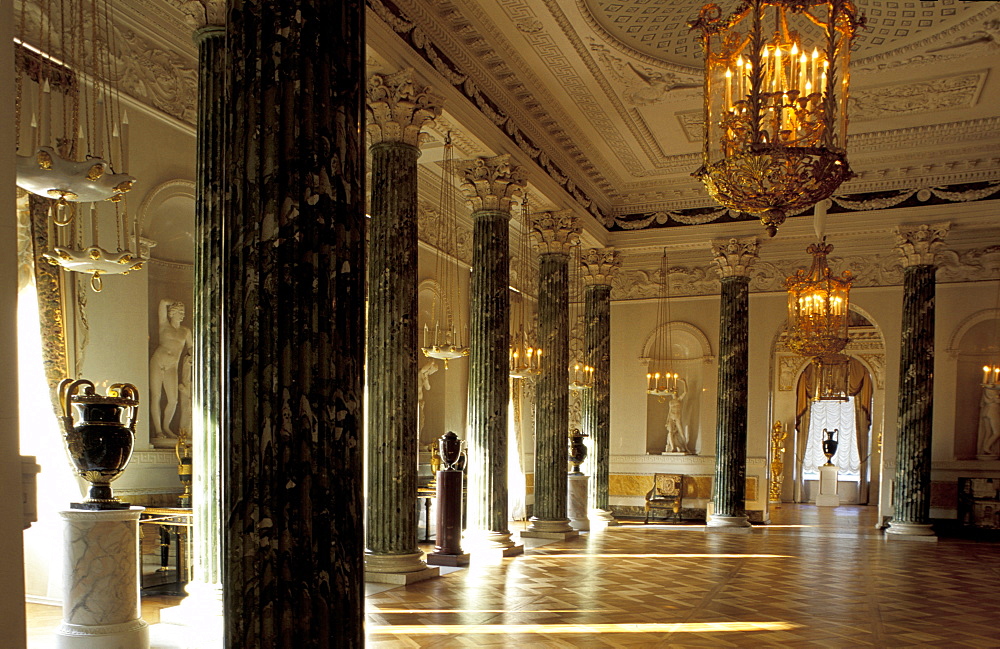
{"left": 530, "top": 210, "right": 580, "bottom": 255}
{"left": 366, "top": 69, "right": 442, "bottom": 147}
{"left": 171, "top": 0, "right": 226, "bottom": 29}
{"left": 711, "top": 237, "right": 759, "bottom": 278}
{"left": 894, "top": 223, "right": 950, "bottom": 267}
{"left": 580, "top": 247, "right": 621, "bottom": 286}
{"left": 456, "top": 154, "right": 526, "bottom": 214}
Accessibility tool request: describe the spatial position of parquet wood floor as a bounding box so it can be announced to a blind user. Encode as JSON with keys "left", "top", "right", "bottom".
{"left": 367, "top": 506, "right": 1000, "bottom": 648}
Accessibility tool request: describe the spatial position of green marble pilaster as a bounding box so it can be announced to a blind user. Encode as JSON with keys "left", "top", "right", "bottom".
{"left": 466, "top": 208, "right": 515, "bottom": 547}
{"left": 708, "top": 237, "right": 757, "bottom": 529}
{"left": 525, "top": 251, "right": 573, "bottom": 535}
{"left": 888, "top": 265, "right": 937, "bottom": 535}
{"left": 711, "top": 276, "right": 751, "bottom": 523}
{"left": 222, "top": 1, "right": 365, "bottom": 646}
{"left": 584, "top": 283, "right": 612, "bottom": 515}
{"left": 459, "top": 154, "right": 525, "bottom": 553}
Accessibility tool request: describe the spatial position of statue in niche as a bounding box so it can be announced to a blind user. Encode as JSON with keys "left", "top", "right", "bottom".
{"left": 978, "top": 386, "right": 1000, "bottom": 458}
{"left": 150, "top": 299, "right": 192, "bottom": 439}
{"left": 663, "top": 379, "right": 690, "bottom": 454}
{"left": 417, "top": 360, "right": 439, "bottom": 438}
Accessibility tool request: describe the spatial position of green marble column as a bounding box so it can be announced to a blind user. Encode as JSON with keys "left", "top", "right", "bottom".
{"left": 459, "top": 154, "right": 525, "bottom": 554}
{"left": 364, "top": 71, "right": 441, "bottom": 583}
{"left": 222, "top": 1, "right": 365, "bottom": 646}
{"left": 708, "top": 238, "right": 758, "bottom": 529}
{"left": 581, "top": 248, "right": 620, "bottom": 523}
{"left": 888, "top": 223, "right": 949, "bottom": 538}
{"left": 523, "top": 211, "right": 580, "bottom": 539}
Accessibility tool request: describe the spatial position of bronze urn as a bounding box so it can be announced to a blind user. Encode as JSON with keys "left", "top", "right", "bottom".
{"left": 58, "top": 378, "right": 139, "bottom": 510}
{"left": 822, "top": 428, "right": 839, "bottom": 466}
{"left": 568, "top": 428, "right": 588, "bottom": 475}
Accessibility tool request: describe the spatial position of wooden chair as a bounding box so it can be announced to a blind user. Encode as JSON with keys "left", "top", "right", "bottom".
{"left": 644, "top": 473, "right": 683, "bottom": 523}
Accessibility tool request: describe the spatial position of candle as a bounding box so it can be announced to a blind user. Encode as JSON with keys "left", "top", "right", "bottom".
{"left": 424, "top": 324, "right": 429, "bottom": 348}
{"left": 736, "top": 56, "right": 745, "bottom": 98}
{"left": 984, "top": 366, "right": 991, "bottom": 384}
{"left": 994, "top": 367, "right": 1000, "bottom": 385}
{"left": 774, "top": 45, "right": 782, "bottom": 92}
{"left": 725, "top": 67, "right": 733, "bottom": 112}
{"left": 647, "top": 373, "right": 652, "bottom": 390}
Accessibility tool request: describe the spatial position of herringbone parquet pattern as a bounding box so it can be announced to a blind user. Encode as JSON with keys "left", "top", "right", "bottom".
{"left": 367, "top": 506, "right": 1000, "bottom": 648}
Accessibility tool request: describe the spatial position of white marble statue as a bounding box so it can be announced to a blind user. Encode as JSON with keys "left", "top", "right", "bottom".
{"left": 664, "top": 380, "right": 689, "bottom": 454}
{"left": 417, "top": 360, "right": 439, "bottom": 437}
{"left": 149, "top": 299, "right": 192, "bottom": 439}
{"left": 978, "top": 385, "right": 1000, "bottom": 458}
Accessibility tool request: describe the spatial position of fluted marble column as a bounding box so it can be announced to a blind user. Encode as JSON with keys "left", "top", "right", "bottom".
{"left": 160, "top": 7, "right": 226, "bottom": 639}
{"left": 707, "top": 238, "right": 759, "bottom": 529}
{"left": 887, "top": 223, "right": 949, "bottom": 539}
{"left": 523, "top": 210, "right": 581, "bottom": 539}
{"left": 364, "top": 70, "right": 441, "bottom": 583}
{"left": 222, "top": 2, "right": 365, "bottom": 646}
{"left": 581, "top": 248, "right": 621, "bottom": 524}
{"left": 459, "top": 154, "right": 525, "bottom": 555}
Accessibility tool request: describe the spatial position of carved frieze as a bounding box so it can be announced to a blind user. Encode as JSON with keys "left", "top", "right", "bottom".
{"left": 851, "top": 72, "right": 986, "bottom": 122}
{"left": 169, "top": 0, "right": 226, "bottom": 28}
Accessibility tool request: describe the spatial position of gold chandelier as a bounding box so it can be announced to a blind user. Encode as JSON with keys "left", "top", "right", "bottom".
{"left": 510, "top": 193, "right": 542, "bottom": 379}
{"left": 568, "top": 244, "right": 593, "bottom": 391}
{"left": 691, "top": 0, "right": 862, "bottom": 237}
{"left": 786, "top": 240, "right": 853, "bottom": 400}
{"left": 421, "top": 133, "right": 469, "bottom": 367}
{"left": 647, "top": 249, "right": 680, "bottom": 399}
{"left": 15, "top": 0, "right": 143, "bottom": 291}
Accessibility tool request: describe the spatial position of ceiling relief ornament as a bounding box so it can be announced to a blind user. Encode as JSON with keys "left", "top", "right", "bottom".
{"left": 857, "top": 353, "right": 886, "bottom": 390}
{"left": 851, "top": 72, "right": 987, "bottom": 122}
{"left": 588, "top": 40, "right": 700, "bottom": 107}
{"left": 416, "top": 201, "right": 472, "bottom": 267}
{"left": 368, "top": 0, "right": 608, "bottom": 224}
{"left": 18, "top": 1, "right": 198, "bottom": 125}
{"left": 778, "top": 356, "right": 810, "bottom": 391}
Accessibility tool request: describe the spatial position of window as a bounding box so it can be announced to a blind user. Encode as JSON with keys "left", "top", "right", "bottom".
{"left": 802, "top": 396, "right": 862, "bottom": 478}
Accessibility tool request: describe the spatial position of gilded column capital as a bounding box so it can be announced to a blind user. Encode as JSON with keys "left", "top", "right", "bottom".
{"left": 172, "top": 0, "right": 226, "bottom": 30}
{"left": 457, "top": 154, "right": 526, "bottom": 214}
{"left": 711, "top": 237, "right": 759, "bottom": 278}
{"left": 580, "top": 247, "right": 621, "bottom": 286}
{"left": 894, "top": 223, "right": 950, "bottom": 267}
{"left": 530, "top": 210, "right": 580, "bottom": 255}
{"left": 366, "top": 69, "right": 442, "bottom": 147}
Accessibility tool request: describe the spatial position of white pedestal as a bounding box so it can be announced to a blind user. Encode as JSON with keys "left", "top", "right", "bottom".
{"left": 815, "top": 464, "right": 841, "bottom": 507}
{"left": 567, "top": 474, "right": 590, "bottom": 531}
{"left": 55, "top": 507, "right": 149, "bottom": 649}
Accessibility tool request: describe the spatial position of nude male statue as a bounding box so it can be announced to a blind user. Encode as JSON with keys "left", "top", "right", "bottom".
{"left": 149, "top": 299, "right": 192, "bottom": 438}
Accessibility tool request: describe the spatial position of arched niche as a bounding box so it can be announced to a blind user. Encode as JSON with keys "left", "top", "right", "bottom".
{"left": 639, "top": 321, "right": 713, "bottom": 455}
{"left": 948, "top": 308, "right": 1000, "bottom": 458}
{"left": 140, "top": 180, "right": 195, "bottom": 449}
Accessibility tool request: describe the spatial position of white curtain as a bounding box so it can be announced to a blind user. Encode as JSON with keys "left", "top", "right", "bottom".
{"left": 803, "top": 396, "right": 861, "bottom": 477}
{"left": 507, "top": 379, "right": 527, "bottom": 521}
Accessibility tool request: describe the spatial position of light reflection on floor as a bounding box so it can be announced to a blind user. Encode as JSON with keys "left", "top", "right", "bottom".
{"left": 369, "top": 621, "right": 800, "bottom": 635}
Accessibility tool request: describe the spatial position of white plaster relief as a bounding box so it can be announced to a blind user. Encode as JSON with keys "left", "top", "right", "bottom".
{"left": 851, "top": 72, "right": 987, "bottom": 122}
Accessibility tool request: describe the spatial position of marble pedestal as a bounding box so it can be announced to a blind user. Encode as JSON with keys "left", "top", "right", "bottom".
{"left": 519, "top": 519, "right": 579, "bottom": 541}
{"left": 56, "top": 508, "right": 149, "bottom": 649}
{"left": 567, "top": 475, "right": 590, "bottom": 531}
{"left": 364, "top": 553, "right": 440, "bottom": 585}
{"left": 815, "top": 464, "right": 841, "bottom": 507}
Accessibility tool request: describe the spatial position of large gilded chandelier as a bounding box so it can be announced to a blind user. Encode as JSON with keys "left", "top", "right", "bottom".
{"left": 786, "top": 238, "right": 853, "bottom": 400}
{"left": 510, "top": 194, "right": 542, "bottom": 379}
{"left": 691, "top": 0, "right": 862, "bottom": 237}
{"left": 15, "top": 0, "right": 143, "bottom": 291}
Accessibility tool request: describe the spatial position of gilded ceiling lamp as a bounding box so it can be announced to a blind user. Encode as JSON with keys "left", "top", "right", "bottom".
{"left": 691, "top": 0, "right": 862, "bottom": 237}
{"left": 422, "top": 133, "right": 470, "bottom": 367}
{"left": 785, "top": 240, "right": 852, "bottom": 358}
{"left": 15, "top": 0, "right": 143, "bottom": 291}
{"left": 647, "top": 249, "right": 681, "bottom": 400}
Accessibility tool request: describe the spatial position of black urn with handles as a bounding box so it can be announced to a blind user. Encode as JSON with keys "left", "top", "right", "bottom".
{"left": 568, "top": 428, "right": 588, "bottom": 475}
{"left": 822, "top": 428, "right": 839, "bottom": 466}
{"left": 58, "top": 378, "right": 139, "bottom": 510}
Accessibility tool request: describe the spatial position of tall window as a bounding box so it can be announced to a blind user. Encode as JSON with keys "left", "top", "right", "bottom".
{"left": 802, "top": 397, "right": 862, "bottom": 479}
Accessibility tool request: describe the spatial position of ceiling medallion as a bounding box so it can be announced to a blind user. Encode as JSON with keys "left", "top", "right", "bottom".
{"left": 691, "top": 0, "right": 863, "bottom": 237}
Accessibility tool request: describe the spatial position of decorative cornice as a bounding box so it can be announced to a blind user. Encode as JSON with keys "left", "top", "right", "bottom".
{"left": 711, "top": 237, "right": 759, "bottom": 279}
{"left": 456, "top": 154, "right": 526, "bottom": 214}
{"left": 580, "top": 247, "right": 621, "bottom": 286}
{"left": 895, "top": 223, "right": 952, "bottom": 267}
{"left": 367, "top": 0, "right": 608, "bottom": 223}
{"left": 366, "top": 69, "right": 442, "bottom": 147}
{"left": 530, "top": 210, "right": 580, "bottom": 255}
